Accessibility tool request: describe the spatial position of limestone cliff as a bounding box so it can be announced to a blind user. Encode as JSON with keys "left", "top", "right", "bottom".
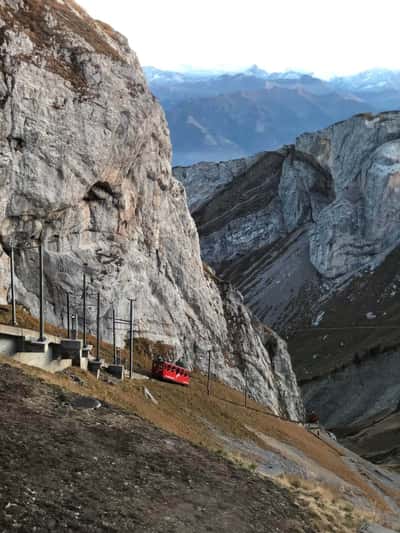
{"left": 0, "top": 0, "right": 303, "bottom": 419}
{"left": 175, "top": 112, "right": 400, "bottom": 463}
{"left": 177, "top": 112, "right": 400, "bottom": 330}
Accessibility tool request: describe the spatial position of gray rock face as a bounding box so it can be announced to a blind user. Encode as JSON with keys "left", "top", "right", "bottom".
{"left": 0, "top": 0, "right": 303, "bottom": 420}
{"left": 177, "top": 112, "right": 400, "bottom": 327}
{"left": 173, "top": 153, "right": 265, "bottom": 212}
{"left": 302, "top": 349, "right": 400, "bottom": 430}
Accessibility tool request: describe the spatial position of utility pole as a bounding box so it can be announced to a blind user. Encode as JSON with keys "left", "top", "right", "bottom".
{"left": 112, "top": 306, "right": 116, "bottom": 364}
{"left": 96, "top": 291, "right": 101, "bottom": 361}
{"left": 38, "top": 240, "right": 45, "bottom": 342}
{"left": 129, "top": 298, "right": 134, "bottom": 378}
{"left": 71, "top": 313, "right": 78, "bottom": 340}
{"left": 82, "top": 270, "right": 87, "bottom": 350}
{"left": 244, "top": 368, "right": 248, "bottom": 408}
{"left": 207, "top": 349, "right": 212, "bottom": 396}
{"left": 66, "top": 291, "right": 70, "bottom": 339}
{"left": 10, "top": 246, "right": 17, "bottom": 327}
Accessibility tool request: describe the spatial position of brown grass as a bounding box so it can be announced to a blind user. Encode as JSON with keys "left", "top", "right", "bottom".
{"left": 0, "top": 0, "right": 125, "bottom": 92}
{"left": 0, "top": 305, "right": 398, "bottom": 519}
{"left": 278, "top": 476, "right": 378, "bottom": 533}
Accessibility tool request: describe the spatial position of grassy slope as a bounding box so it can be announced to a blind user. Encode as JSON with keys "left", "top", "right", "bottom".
{"left": 0, "top": 357, "right": 386, "bottom": 533}
{"left": 287, "top": 246, "right": 400, "bottom": 384}
{"left": 0, "top": 305, "right": 399, "bottom": 529}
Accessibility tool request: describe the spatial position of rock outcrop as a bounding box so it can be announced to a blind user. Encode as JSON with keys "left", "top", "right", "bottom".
{"left": 0, "top": 0, "right": 303, "bottom": 420}
{"left": 175, "top": 111, "right": 400, "bottom": 462}
{"left": 177, "top": 111, "right": 400, "bottom": 328}
{"left": 173, "top": 152, "right": 265, "bottom": 212}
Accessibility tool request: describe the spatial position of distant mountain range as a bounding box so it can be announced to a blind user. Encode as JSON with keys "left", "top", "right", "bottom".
{"left": 144, "top": 66, "right": 400, "bottom": 165}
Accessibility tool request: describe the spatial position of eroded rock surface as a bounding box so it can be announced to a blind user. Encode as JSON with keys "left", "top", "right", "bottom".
{"left": 177, "top": 112, "right": 400, "bottom": 331}
{"left": 0, "top": 0, "right": 303, "bottom": 419}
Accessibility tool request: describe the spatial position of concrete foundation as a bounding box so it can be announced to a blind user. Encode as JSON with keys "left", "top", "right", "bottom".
{"left": 12, "top": 352, "right": 72, "bottom": 373}
{"left": 0, "top": 334, "right": 22, "bottom": 356}
{"left": 0, "top": 323, "right": 72, "bottom": 373}
{"left": 107, "top": 364, "right": 124, "bottom": 380}
{"left": 88, "top": 360, "right": 102, "bottom": 375}
{"left": 54, "top": 339, "right": 82, "bottom": 366}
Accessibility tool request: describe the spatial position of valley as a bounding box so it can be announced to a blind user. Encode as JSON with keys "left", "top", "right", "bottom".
{"left": 174, "top": 111, "right": 400, "bottom": 472}
{"left": 146, "top": 66, "right": 400, "bottom": 165}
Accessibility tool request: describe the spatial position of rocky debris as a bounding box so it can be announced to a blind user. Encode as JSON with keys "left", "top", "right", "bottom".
{"left": 144, "top": 386, "right": 158, "bottom": 405}
{"left": 359, "top": 524, "right": 398, "bottom": 533}
{"left": 0, "top": 363, "right": 318, "bottom": 533}
{"left": 69, "top": 373, "right": 85, "bottom": 386}
{"left": 70, "top": 396, "right": 102, "bottom": 409}
{"left": 0, "top": 0, "right": 303, "bottom": 419}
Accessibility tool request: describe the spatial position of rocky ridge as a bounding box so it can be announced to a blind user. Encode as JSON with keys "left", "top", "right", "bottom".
{"left": 174, "top": 111, "right": 400, "bottom": 460}
{"left": 0, "top": 0, "right": 303, "bottom": 419}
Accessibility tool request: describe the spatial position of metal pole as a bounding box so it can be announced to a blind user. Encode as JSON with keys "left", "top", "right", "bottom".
{"left": 112, "top": 307, "right": 116, "bottom": 364}
{"left": 96, "top": 291, "right": 101, "bottom": 361}
{"left": 38, "top": 241, "right": 45, "bottom": 342}
{"left": 129, "top": 299, "right": 134, "bottom": 378}
{"left": 66, "top": 292, "right": 70, "bottom": 339}
{"left": 244, "top": 368, "right": 248, "bottom": 408}
{"left": 207, "top": 350, "right": 212, "bottom": 396}
{"left": 82, "top": 272, "right": 87, "bottom": 349}
{"left": 10, "top": 246, "right": 17, "bottom": 326}
{"left": 71, "top": 313, "right": 78, "bottom": 340}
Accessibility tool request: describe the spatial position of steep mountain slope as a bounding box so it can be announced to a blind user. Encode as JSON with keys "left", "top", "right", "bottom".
{"left": 0, "top": 0, "right": 303, "bottom": 418}
{"left": 0, "top": 362, "right": 320, "bottom": 533}
{"left": 174, "top": 111, "right": 400, "bottom": 463}
{"left": 1, "top": 357, "right": 400, "bottom": 531}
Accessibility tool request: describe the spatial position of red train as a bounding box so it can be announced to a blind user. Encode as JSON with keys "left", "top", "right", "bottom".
{"left": 151, "top": 360, "right": 191, "bottom": 386}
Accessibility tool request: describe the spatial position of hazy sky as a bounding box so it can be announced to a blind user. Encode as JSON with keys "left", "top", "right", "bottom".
{"left": 79, "top": 0, "right": 400, "bottom": 79}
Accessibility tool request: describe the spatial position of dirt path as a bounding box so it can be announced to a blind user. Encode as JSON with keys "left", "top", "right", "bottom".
{"left": 0, "top": 363, "right": 320, "bottom": 532}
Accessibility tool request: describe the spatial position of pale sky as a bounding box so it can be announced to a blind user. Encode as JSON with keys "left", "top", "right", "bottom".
{"left": 78, "top": 0, "right": 400, "bottom": 79}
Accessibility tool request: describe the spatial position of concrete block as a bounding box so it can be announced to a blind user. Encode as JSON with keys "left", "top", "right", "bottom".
{"left": 48, "top": 358, "right": 72, "bottom": 373}
{"left": 0, "top": 334, "right": 21, "bottom": 356}
{"left": 13, "top": 351, "right": 51, "bottom": 367}
{"left": 80, "top": 357, "right": 88, "bottom": 371}
{"left": 107, "top": 364, "right": 124, "bottom": 380}
{"left": 55, "top": 339, "right": 82, "bottom": 365}
{"left": 82, "top": 345, "right": 93, "bottom": 358}
{"left": 88, "top": 360, "right": 102, "bottom": 375}
{"left": 24, "top": 340, "right": 49, "bottom": 353}
{"left": 12, "top": 352, "right": 71, "bottom": 373}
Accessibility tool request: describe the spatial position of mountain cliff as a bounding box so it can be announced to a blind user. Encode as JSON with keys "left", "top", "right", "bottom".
{"left": 175, "top": 112, "right": 400, "bottom": 464}
{"left": 0, "top": 0, "right": 303, "bottom": 419}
